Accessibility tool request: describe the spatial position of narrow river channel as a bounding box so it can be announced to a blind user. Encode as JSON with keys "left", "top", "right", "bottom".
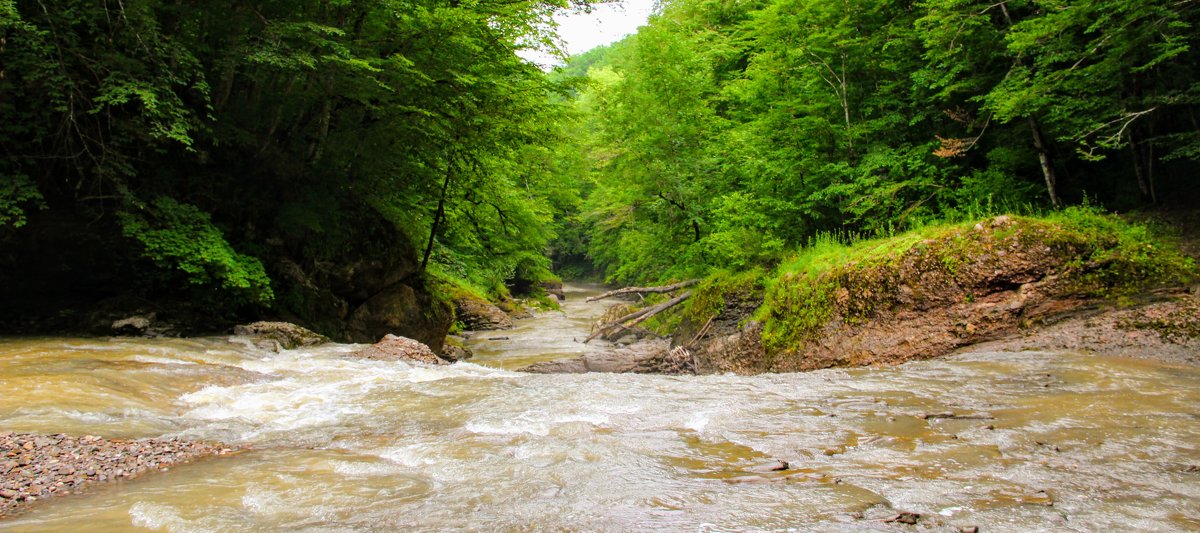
{"left": 1, "top": 284, "right": 1197, "bottom": 531}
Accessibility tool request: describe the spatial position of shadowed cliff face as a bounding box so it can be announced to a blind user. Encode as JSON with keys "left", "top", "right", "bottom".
{"left": 0, "top": 208, "right": 452, "bottom": 348}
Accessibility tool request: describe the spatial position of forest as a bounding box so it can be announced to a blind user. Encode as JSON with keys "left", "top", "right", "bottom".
{"left": 1, "top": 0, "right": 1198, "bottom": 340}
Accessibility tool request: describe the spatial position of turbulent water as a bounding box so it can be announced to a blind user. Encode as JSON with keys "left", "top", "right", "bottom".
{"left": 1, "top": 284, "right": 1198, "bottom": 532}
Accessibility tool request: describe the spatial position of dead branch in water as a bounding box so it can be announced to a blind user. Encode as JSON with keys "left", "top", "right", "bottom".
{"left": 586, "top": 280, "right": 701, "bottom": 302}
{"left": 584, "top": 291, "right": 693, "bottom": 343}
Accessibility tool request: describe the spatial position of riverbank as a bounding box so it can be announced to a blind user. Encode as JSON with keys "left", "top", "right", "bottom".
{"left": 958, "top": 287, "right": 1200, "bottom": 365}
{"left": 523, "top": 210, "right": 1198, "bottom": 375}
{"left": 0, "top": 432, "right": 238, "bottom": 519}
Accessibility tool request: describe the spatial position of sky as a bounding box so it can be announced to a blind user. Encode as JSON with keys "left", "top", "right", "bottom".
{"left": 520, "top": 0, "right": 659, "bottom": 69}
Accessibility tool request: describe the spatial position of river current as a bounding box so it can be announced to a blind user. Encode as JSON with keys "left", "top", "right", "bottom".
{"left": 0, "top": 284, "right": 1197, "bottom": 531}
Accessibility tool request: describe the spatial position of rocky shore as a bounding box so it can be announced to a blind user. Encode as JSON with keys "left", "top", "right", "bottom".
{"left": 0, "top": 432, "right": 238, "bottom": 518}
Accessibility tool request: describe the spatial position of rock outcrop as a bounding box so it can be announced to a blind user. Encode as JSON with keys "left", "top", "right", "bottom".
{"left": 440, "top": 336, "right": 474, "bottom": 363}
{"left": 266, "top": 227, "right": 454, "bottom": 352}
{"left": 541, "top": 280, "right": 566, "bottom": 301}
{"left": 960, "top": 288, "right": 1200, "bottom": 365}
{"left": 351, "top": 334, "right": 447, "bottom": 365}
{"left": 346, "top": 283, "right": 453, "bottom": 352}
{"left": 452, "top": 293, "right": 514, "bottom": 330}
{"left": 110, "top": 313, "right": 155, "bottom": 336}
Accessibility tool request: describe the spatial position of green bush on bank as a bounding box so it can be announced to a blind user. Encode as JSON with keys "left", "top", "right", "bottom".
{"left": 118, "top": 196, "right": 274, "bottom": 308}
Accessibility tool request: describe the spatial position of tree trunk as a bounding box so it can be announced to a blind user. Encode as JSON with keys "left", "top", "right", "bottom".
{"left": 1028, "top": 116, "right": 1061, "bottom": 208}
{"left": 421, "top": 162, "right": 453, "bottom": 273}
{"left": 309, "top": 95, "right": 333, "bottom": 164}
{"left": 1129, "top": 133, "right": 1153, "bottom": 203}
{"left": 656, "top": 193, "right": 701, "bottom": 243}
{"left": 583, "top": 291, "right": 693, "bottom": 343}
{"left": 586, "top": 279, "right": 701, "bottom": 302}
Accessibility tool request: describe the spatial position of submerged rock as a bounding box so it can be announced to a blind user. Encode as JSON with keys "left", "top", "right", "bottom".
{"left": 440, "top": 341, "right": 474, "bottom": 363}
{"left": 233, "top": 321, "right": 328, "bottom": 350}
{"left": 520, "top": 339, "right": 677, "bottom": 374}
{"left": 352, "top": 334, "right": 446, "bottom": 365}
{"left": 748, "top": 460, "right": 790, "bottom": 473}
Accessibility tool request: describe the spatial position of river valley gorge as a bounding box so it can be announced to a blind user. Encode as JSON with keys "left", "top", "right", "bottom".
{"left": 1, "top": 284, "right": 1197, "bottom": 531}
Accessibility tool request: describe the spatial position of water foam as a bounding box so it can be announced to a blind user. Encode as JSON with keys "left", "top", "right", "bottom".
{"left": 129, "top": 502, "right": 217, "bottom": 533}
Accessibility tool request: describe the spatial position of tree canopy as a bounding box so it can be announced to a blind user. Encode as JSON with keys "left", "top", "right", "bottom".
{"left": 558, "top": 0, "right": 1200, "bottom": 284}
{"left": 1, "top": 0, "right": 1197, "bottom": 331}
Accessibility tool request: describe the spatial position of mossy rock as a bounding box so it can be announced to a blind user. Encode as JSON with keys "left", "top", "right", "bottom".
{"left": 233, "top": 321, "right": 329, "bottom": 349}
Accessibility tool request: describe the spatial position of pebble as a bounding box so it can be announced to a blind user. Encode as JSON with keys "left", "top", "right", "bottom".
{"left": 0, "top": 432, "right": 238, "bottom": 518}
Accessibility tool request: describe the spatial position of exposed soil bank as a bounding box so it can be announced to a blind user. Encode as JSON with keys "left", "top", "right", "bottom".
{"left": 960, "top": 288, "right": 1200, "bottom": 365}
{"left": 0, "top": 432, "right": 238, "bottom": 519}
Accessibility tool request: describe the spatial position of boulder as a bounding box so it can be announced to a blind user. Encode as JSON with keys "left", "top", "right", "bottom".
{"left": 346, "top": 282, "right": 453, "bottom": 352}
{"left": 541, "top": 280, "right": 566, "bottom": 301}
{"left": 352, "top": 334, "right": 446, "bottom": 365}
{"left": 453, "top": 294, "right": 514, "bottom": 330}
{"left": 441, "top": 340, "right": 472, "bottom": 362}
{"left": 233, "top": 321, "right": 328, "bottom": 350}
{"left": 111, "top": 314, "right": 155, "bottom": 335}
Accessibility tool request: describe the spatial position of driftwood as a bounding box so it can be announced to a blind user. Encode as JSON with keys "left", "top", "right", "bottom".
{"left": 920, "top": 412, "right": 995, "bottom": 420}
{"left": 584, "top": 291, "right": 693, "bottom": 343}
{"left": 586, "top": 280, "right": 700, "bottom": 302}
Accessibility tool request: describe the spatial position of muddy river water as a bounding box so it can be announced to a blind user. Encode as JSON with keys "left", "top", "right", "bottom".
{"left": 0, "top": 284, "right": 1197, "bottom": 531}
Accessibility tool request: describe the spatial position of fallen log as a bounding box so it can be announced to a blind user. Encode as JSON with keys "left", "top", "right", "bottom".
{"left": 584, "top": 306, "right": 658, "bottom": 343}
{"left": 586, "top": 280, "right": 701, "bottom": 302}
{"left": 584, "top": 291, "right": 693, "bottom": 343}
{"left": 920, "top": 412, "right": 995, "bottom": 420}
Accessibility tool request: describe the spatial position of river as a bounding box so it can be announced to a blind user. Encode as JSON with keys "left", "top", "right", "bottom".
{"left": 0, "top": 283, "right": 1198, "bottom": 531}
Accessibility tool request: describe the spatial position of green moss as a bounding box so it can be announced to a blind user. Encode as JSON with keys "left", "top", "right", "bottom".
{"left": 757, "top": 276, "right": 838, "bottom": 351}
{"left": 681, "top": 269, "right": 765, "bottom": 326}
{"left": 525, "top": 293, "right": 562, "bottom": 312}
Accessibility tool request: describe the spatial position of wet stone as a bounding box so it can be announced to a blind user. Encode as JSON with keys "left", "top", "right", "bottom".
{"left": 747, "top": 460, "right": 790, "bottom": 473}
{"left": 884, "top": 512, "right": 921, "bottom": 525}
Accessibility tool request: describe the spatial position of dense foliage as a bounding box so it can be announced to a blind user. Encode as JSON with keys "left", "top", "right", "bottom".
{"left": 0, "top": 0, "right": 583, "bottom": 326}
{"left": 561, "top": 0, "right": 1200, "bottom": 284}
